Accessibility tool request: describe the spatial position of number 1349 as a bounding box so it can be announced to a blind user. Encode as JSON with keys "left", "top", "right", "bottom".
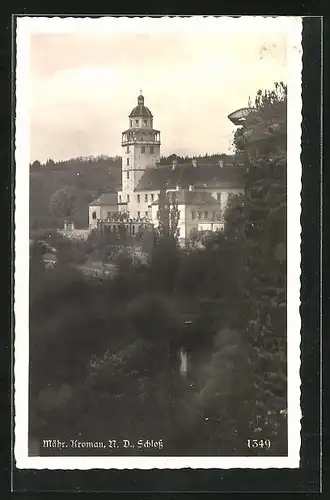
{"left": 247, "top": 439, "right": 271, "bottom": 449}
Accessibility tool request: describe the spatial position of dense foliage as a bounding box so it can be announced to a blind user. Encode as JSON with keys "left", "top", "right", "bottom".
{"left": 29, "top": 83, "right": 288, "bottom": 457}
{"left": 30, "top": 155, "right": 121, "bottom": 230}
{"left": 235, "top": 82, "right": 288, "bottom": 452}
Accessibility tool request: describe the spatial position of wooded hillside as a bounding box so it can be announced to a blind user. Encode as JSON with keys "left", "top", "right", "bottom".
{"left": 29, "top": 153, "right": 234, "bottom": 231}
{"left": 29, "top": 156, "right": 122, "bottom": 230}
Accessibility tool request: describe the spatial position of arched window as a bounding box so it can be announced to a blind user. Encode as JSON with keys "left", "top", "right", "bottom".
{"left": 92, "top": 211, "right": 96, "bottom": 220}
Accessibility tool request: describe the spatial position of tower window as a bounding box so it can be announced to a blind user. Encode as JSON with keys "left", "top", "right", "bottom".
{"left": 141, "top": 146, "right": 145, "bottom": 153}
{"left": 137, "top": 194, "right": 140, "bottom": 203}
{"left": 135, "top": 120, "right": 139, "bottom": 126}
{"left": 130, "top": 120, "right": 133, "bottom": 127}
{"left": 150, "top": 146, "right": 154, "bottom": 154}
{"left": 127, "top": 158, "right": 129, "bottom": 166}
{"left": 145, "top": 194, "right": 148, "bottom": 202}
{"left": 151, "top": 193, "right": 154, "bottom": 202}
{"left": 126, "top": 171, "right": 129, "bottom": 179}
{"left": 144, "top": 120, "right": 148, "bottom": 127}
{"left": 126, "top": 146, "right": 130, "bottom": 153}
{"left": 127, "top": 194, "right": 130, "bottom": 203}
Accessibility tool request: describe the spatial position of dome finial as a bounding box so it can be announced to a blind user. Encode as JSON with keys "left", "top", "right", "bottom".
{"left": 138, "top": 91, "right": 144, "bottom": 106}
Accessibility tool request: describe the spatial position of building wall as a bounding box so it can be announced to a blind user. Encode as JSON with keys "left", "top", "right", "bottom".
{"left": 202, "top": 188, "right": 243, "bottom": 212}
{"left": 121, "top": 143, "right": 161, "bottom": 218}
{"left": 151, "top": 202, "right": 221, "bottom": 242}
{"left": 145, "top": 187, "right": 243, "bottom": 222}
{"left": 89, "top": 204, "right": 118, "bottom": 229}
{"left": 184, "top": 202, "right": 222, "bottom": 240}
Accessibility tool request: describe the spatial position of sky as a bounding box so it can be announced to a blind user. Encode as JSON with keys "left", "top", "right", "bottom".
{"left": 28, "top": 23, "right": 287, "bottom": 162}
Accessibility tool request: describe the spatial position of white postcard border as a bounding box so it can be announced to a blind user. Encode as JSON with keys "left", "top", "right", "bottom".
{"left": 14, "top": 15, "right": 302, "bottom": 470}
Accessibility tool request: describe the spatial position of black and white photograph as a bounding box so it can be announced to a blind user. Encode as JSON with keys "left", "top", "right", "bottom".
{"left": 14, "top": 16, "right": 302, "bottom": 469}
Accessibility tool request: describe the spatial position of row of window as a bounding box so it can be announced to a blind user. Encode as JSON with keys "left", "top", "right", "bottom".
{"left": 119, "top": 193, "right": 155, "bottom": 203}
{"left": 156, "top": 210, "right": 181, "bottom": 220}
{"left": 130, "top": 119, "right": 150, "bottom": 128}
{"left": 126, "top": 145, "right": 154, "bottom": 157}
{"left": 191, "top": 210, "right": 218, "bottom": 220}
{"left": 137, "top": 193, "right": 154, "bottom": 203}
{"left": 119, "top": 192, "right": 229, "bottom": 205}
{"left": 153, "top": 210, "right": 218, "bottom": 221}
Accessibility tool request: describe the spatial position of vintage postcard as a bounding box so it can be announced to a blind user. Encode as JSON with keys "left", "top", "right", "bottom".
{"left": 14, "top": 16, "right": 302, "bottom": 469}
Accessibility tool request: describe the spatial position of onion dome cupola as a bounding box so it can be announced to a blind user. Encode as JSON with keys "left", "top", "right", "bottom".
{"left": 129, "top": 91, "right": 153, "bottom": 118}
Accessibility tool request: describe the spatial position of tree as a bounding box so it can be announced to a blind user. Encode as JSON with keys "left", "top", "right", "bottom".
{"left": 149, "top": 189, "right": 180, "bottom": 294}
{"left": 49, "top": 185, "right": 78, "bottom": 219}
{"left": 234, "top": 82, "right": 288, "bottom": 453}
{"left": 157, "top": 188, "right": 180, "bottom": 241}
{"left": 223, "top": 192, "right": 246, "bottom": 239}
{"left": 30, "top": 160, "right": 42, "bottom": 172}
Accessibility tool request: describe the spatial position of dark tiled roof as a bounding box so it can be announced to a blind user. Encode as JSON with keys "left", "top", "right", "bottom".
{"left": 135, "top": 163, "right": 244, "bottom": 191}
{"left": 152, "top": 190, "right": 218, "bottom": 206}
{"left": 129, "top": 105, "right": 153, "bottom": 118}
{"left": 89, "top": 193, "right": 118, "bottom": 206}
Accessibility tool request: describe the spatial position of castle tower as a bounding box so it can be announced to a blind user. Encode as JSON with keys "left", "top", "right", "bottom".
{"left": 118, "top": 92, "right": 161, "bottom": 218}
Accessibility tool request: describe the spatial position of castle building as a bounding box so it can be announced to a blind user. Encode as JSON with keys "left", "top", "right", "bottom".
{"left": 88, "top": 92, "right": 244, "bottom": 243}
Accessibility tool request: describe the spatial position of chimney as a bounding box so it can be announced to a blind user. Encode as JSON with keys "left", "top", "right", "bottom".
{"left": 172, "top": 159, "right": 178, "bottom": 170}
{"left": 219, "top": 160, "right": 224, "bottom": 168}
{"left": 192, "top": 158, "right": 198, "bottom": 167}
